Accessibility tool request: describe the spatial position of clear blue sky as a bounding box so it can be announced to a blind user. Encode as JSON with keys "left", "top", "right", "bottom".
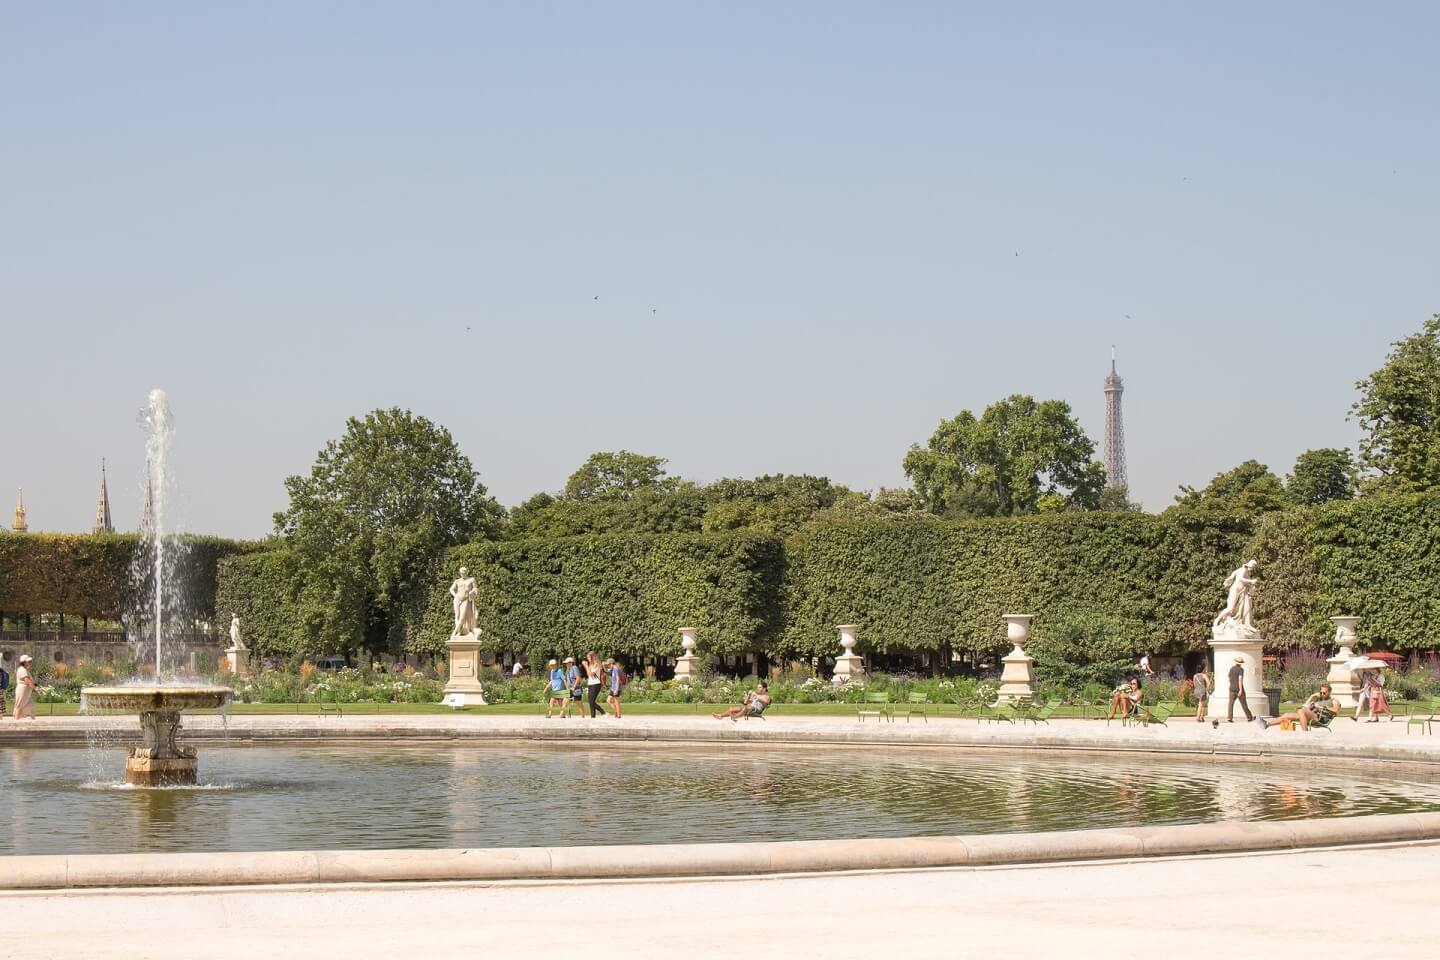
{"left": 4, "top": 2, "right": 1437, "bottom": 538}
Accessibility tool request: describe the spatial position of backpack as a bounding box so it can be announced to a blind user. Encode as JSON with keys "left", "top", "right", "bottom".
{"left": 0, "top": 666, "right": 8, "bottom": 691}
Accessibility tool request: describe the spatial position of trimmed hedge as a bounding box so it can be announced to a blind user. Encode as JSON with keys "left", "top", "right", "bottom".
{"left": 404, "top": 532, "right": 786, "bottom": 660}
{"left": 168, "top": 492, "right": 1440, "bottom": 660}
{"left": 781, "top": 512, "right": 1254, "bottom": 657}
{"left": 0, "top": 532, "right": 259, "bottom": 621}
{"left": 1251, "top": 493, "right": 1440, "bottom": 649}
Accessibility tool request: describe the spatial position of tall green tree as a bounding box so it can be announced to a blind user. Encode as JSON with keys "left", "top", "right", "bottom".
{"left": 1351, "top": 314, "right": 1440, "bottom": 491}
{"left": 1171, "top": 460, "right": 1288, "bottom": 515}
{"left": 274, "top": 408, "right": 503, "bottom": 655}
{"left": 902, "top": 395, "right": 1106, "bottom": 516}
{"left": 564, "top": 451, "right": 676, "bottom": 501}
{"left": 1286, "top": 448, "right": 1354, "bottom": 505}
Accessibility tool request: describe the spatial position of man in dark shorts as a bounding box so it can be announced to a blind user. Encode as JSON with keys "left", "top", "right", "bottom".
{"left": 1257, "top": 684, "right": 1340, "bottom": 731}
{"left": 1227, "top": 655, "right": 1253, "bottom": 722}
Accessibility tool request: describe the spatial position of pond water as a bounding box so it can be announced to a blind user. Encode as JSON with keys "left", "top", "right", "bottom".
{"left": 3, "top": 743, "right": 1439, "bottom": 856}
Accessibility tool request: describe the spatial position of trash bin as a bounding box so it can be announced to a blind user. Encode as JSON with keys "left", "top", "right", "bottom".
{"left": 1264, "top": 688, "right": 1281, "bottom": 716}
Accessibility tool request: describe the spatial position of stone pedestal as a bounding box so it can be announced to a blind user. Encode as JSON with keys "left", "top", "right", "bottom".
{"left": 674, "top": 627, "right": 701, "bottom": 679}
{"left": 1325, "top": 616, "right": 1362, "bottom": 708}
{"left": 1207, "top": 630, "right": 1270, "bottom": 718}
{"left": 125, "top": 710, "right": 197, "bottom": 786}
{"left": 225, "top": 644, "right": 250, "bottom": 677}
{"left": 996, "top": 614, "right": 1037, "bottom": 703}
{"left": 833, "top": 624, "right": 866, "bottom": 680}
{"left": 443, "top": 631, "right": 488, "bottom": 706}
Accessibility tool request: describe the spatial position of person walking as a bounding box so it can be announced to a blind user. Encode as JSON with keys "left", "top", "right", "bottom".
{"left": 1226, "top": 655, "right": 1253, "bottom": 723}
{"left": 564, "top": 657, "right": 583, "bottom": 712}
{"left": 1192, "top": 666, "right": 1211, "bottom": 723}
{"left": 0, "top": 657, "right": 9, "bottom": 716}
{"left": 543, "top": 659, "right": 571, "bottom": 719}
{"left": 583, "top": 651, "right": 606, "bottom": 718}
{"left": 13, "top": 654, "right": 37, "bottom": 721}
{"left": 606, "top": 658, "right": 626, "bottom": 719}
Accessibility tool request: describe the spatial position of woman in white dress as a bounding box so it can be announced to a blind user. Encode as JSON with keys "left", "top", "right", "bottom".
{"left": 13, "top": 654, "right": 37, "bottom": 720}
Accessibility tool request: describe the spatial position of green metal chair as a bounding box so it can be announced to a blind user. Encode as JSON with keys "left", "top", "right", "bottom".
{"left": 857, "top": 691, "right": 893, "bottom": 722}
{"left": 1406, "top": 699, "right": 1440, "bottom": 735}
{"left": 1024, "top": 698, "right": 1063, "bottom": 724}
{"left": 981, "top": 700, "right": 1021, "bottom": 724}
{"left": 898, "top": 692, "right": 930, "bottom": 723}
{"left": 1125, "top": 700, "right": 1175, "bottom": 727}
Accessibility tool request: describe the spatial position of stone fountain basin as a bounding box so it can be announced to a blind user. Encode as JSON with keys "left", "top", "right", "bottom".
{"left": 82, "top": 686, "right": 232, "bottom": 712}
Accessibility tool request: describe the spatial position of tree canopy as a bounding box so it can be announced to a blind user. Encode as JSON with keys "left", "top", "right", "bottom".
{"left": 1286, "top": 448, "right": 1354, "bottom": 505}
{"left": 273, "top": 408, "right": 503, "bottom": 653}
{"left": 1352, "top": 314, "right": 1440, "bottom": 492}
{"left": 1171, "top": 459, "right": 1289, "bottom": 516}
{"left": 902, "top": 395, "right": 1105, "bottom": 517}
{"left": 563, "top": 450, "right": 677, "bottom": 501}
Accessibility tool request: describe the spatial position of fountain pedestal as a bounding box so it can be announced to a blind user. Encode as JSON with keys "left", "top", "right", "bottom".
{"left": 83, "top": 686, "right": 231, "bottom": 787}
{"left": 127, "top": 710, "right": 198, "bottom": 785}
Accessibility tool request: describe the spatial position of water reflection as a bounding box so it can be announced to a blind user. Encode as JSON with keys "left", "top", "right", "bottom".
{"left": 2, "top": 744, "right": 1438, "bottom": 856}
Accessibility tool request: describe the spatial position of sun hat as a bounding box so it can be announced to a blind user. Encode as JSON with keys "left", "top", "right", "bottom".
{"left": 19, "top": 654, "right": 32, "bottom": 663}
{"left": 564, "top": 656, "right": 575, "bottom": 663}
{"left": 1233, "top": 655, "right": 1245, "bottom": 663}
{"left": 547, "top": 658, "right": 558, "bottom": 667}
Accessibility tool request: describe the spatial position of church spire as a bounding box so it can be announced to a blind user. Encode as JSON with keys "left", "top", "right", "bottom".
{"left": 13, "top": 488, "right": 28, "bottom": 532}
{"left": 93, "top": 460, "right": 114, "bottom": 534}
{"left": 140, "top": 473, "right": 155, "bottom": 532}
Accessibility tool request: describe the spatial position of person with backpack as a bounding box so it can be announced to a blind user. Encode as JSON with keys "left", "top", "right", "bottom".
{"left": 0, "top": 658, "right": 9, "bottom": 716}
{"left": 606, "top": 657, "right": 626, "bottom": 719}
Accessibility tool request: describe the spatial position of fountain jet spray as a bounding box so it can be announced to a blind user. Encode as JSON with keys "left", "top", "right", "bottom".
{"left": 140, "top": 389, "right": 175, "bottom": 677}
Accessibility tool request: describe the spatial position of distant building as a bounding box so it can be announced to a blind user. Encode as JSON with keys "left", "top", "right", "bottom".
{"left": 1103, "top": 349, "right": 1127, "bottom": 489}
{"left": 12, "top": 488, "right": 27, "bottom": 532}
{"left": 93, "top": 460, "right": 114, "bottom": 534}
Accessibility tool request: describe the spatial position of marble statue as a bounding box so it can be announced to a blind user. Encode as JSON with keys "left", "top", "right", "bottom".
{"left": 228, "top": 615, "right": 245, "bottom": 650}
{"left": 449, "top": 567, "right": 479, "bottom": 638}
{"left": 1212, "top": 559, "right": 1259, "bottom": 637}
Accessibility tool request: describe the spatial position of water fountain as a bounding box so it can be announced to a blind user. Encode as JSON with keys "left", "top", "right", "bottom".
{"left": 82, "top": 390, "right": 232, "bottom": 787}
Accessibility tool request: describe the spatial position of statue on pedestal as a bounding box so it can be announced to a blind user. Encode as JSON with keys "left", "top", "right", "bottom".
{"left": 449, "top": 567, "right": 478, "bottom": 638}
{"left": 1212, "top": 560, "right": 1259, "bottom": 638}
{"left": 228, "top": 615, "right": 245, "bottom": 651}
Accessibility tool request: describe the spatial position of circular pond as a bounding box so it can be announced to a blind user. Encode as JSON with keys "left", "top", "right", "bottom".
{"left": 4, "top": 743, "right": 1439, "bottom": 856}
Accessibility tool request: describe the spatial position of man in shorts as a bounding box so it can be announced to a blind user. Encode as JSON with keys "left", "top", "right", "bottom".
{"left": 1256, "top": 684, "right": 1340, "bottom": 732}
{"left": 544, "top": 659, "right": 572, "bottom": 719}
{"left": 606, "top": 658, "right": 625, "bottom": 719}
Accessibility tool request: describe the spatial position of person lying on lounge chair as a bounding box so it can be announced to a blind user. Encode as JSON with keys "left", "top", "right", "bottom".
{"left": 712, "top": 682, "right": 772, "bottom": 722}
{"left": 1256, "top": 684, "right": 1340, "bottom": 732}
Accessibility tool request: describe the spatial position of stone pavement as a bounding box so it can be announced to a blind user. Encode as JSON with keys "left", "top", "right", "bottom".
{"left": 5, "top": 842, "right": 1436, "bottom": 960}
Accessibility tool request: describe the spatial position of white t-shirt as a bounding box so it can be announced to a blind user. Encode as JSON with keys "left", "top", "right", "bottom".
{"left": 511, "top": 662, "right": 522, "bottom": 676}
{"left": 1139, "top": 655, "right": 1152, "bottom": 673}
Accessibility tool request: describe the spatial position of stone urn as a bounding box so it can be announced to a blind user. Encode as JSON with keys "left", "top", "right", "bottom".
{"left": 1325, "top": 615, "right": 1363, "bottom": 708}
{"left": 674, "top": 626, "right": 701, "bottom": 679}
{"left": 996, "top": 614, "right": 1036, "bottom": 703}
{"left": 833, "top": 624, "right": 865, "bottom": 680}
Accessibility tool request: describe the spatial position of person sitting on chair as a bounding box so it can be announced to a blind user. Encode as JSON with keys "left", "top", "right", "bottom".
{"left": 712, "top": 682, "right": 771, "bottom": 722}
{"left": 1256, "top": 684, "right": 1340, "bottom": 732}
{"left": 1107, "top": 677, "right": 1142, "bottom": 720}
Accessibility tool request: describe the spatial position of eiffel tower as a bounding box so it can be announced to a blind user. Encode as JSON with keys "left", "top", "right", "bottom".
{"left": 1103, "top": 348, "right": 1127, "bottom": 489}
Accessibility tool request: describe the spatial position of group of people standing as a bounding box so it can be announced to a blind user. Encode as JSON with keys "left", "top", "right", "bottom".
{"left": 544, "top": 652, "right": 626, "bottom": 719}
{"left": 1, "top": 654, "right": 38, "bottom": 720}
